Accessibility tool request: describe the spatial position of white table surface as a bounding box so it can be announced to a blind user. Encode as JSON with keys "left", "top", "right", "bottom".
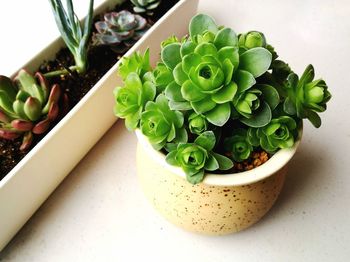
{"left": 0, "top": 0, "right": 349, "bottom": 261}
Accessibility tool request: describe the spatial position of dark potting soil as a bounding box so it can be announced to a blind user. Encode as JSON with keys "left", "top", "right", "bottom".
{"left": 0, "top": 0, "right": 179, "bottom": 181}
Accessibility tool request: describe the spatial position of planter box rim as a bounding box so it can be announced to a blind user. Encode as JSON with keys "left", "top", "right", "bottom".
{"left": 135, "top": 126, "right": 302, "bottom": 187}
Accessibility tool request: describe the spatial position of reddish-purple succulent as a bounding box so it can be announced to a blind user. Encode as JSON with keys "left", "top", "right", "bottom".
{"left": 0, "top": 69, "right": 63, "bottom": 150}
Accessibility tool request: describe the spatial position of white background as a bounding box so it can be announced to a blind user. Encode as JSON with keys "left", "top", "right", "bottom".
{"left": 1, "top": 0, "right": 350, "bottom": 261}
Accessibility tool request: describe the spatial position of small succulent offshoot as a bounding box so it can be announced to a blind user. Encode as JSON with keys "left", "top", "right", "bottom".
{"left": 93, "top": 10, "right": 149, "bottom": 53}
{"left": 47, "top": 0, "right": 94, "bottom": 77}
{"left": 0, "top": 70, "right": 62, "bottom": 150}
{"left": 130, "top": 0, "right": 162, "bottom": 16}
{"left": 114, "top": 13, "right": 332, "bottom": 184}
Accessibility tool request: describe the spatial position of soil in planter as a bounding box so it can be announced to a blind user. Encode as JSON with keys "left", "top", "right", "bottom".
{"left": 0, "top": 0, "right": 179, "bottom": 181}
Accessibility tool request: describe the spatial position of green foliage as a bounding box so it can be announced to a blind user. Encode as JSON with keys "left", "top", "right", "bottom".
{"left": 140, "top": 94, "right": 187, "bottom": 150}
{"left": 0, "top": 70, "right": 62, "bottom": 150}
{"left": 130, "top": 0, "right": 161, "bottom": 16}
{"left": 114, "top": 71, "right": 156, "bottom": 130}
{"left": 166, "top": 131, "right": 232, "bottom": 184}
{"left": 283, "top": 65, "right": 331, "bottom": 127}
{"left": 238, "top": 31, "right": 266, "bottom": 50}
{"left": 114, "top": 13, "right": 331, "bottom": 184}
{"left": 48, "top": 0, "right": 94, "bottom": 75}
{"left": 188, "top": 112, "right": 208, "bottom": 135}
{"left": 93, "top": 10, "right": 149, "bottom": 53}
{"left": 247, "top": 116, "right": 298, "bottom": 153}
{"left": 224, "top": 129, "right": 253, "bottom": 162}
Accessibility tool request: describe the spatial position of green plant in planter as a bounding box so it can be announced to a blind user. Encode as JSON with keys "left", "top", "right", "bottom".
{"left": 93, "top": 10, "right": 149, "bottom": 53}
{"left": 114, "top": 14, "right": 331, "bottom": 184}
{"left": 0, "top": 70, "right": 62, "bottom": 150}
{"left": 46, "top": 0, "right": 94, "bottom": 76}
{"left": 130, "top": 0, "right": 162, "bottom": 16}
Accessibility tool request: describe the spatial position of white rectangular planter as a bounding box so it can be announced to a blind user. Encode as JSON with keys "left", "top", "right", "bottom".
{"left": 0, "top": 0, "right": 199, "bottom": 250}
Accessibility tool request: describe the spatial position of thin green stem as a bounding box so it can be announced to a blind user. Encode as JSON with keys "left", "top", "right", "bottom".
{"left": 43, "top": 65, "right": 79, "bottom": 78}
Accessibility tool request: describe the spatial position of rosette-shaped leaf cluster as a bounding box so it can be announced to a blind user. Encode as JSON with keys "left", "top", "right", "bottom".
{"left": 188, "top": 112, "right": 208, "bottom": 135}
{"left": 93, "top": 10, "right": 149, "bottom": 53}
{"left": 0, "top": 69, "right": 61, "bottom": 150}
{"left": 248, "top": 116, "right": 298, "bottom": 153}
{"left": 140, "top": 94, "right": 187, "bottom": 150}
{"left": 166, "top": 131, "right": 233, "bottom": 184}
{"left": 283, "top": 65, "right": 331, "bottom": 127}
{"left": 238, "top": 31, "right": 266, "bottom": 50}
{"left": 224, "top": 129, "right": 253, "bottom": 162}
{"left": 130, "top": 0, "right": 161, "bottom": 16}
{"left": 114, "top": 49, "right": 156, "bottom": 130}
{"left": 160, "top": 14, "right": 273, "bottom": 127}
{"left": 114, "top": 72, "right": 156, "bottom": 130}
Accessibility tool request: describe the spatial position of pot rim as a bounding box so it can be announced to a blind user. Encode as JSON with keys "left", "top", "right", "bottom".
{"left": 135, "top": 125, "right": 302, "bottom": 186}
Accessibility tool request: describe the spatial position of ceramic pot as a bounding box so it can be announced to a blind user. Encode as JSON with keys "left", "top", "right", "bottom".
{"left": 136, "top": 128, "right": 301, "bottom": 235}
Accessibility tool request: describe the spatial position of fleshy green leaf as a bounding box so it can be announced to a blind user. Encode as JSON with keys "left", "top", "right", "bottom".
{"left": 23, "top": 97, "right": 42, "bottom": 121}
{"left": 205, "top": 103, "right": 231, "bottom": 126}
{"left": 182, "top": 53, "right": 201, "bottom": 74}
{"left": 173, "top": 63, "right": 188, "bottom": 86}
{"left": 211, "top": 82, "right": 237, "bottom": 104}
{"left": 218, "top": 46, "right": 239, "bottom": 71}
{"left": 166, "top": 150, "right": 178, "bottom": 166}
{"left": 0, "top": 76, "right": 17, "bottom": 101}
{"left": 165, "top": 81, "right": 184, "bottom": 102}
{"left": 180, "top": 41, "right": 196, "bottom": 57}
{"left": 211, "top": 152, "right": 233, "bottom": 170}
{"left": 214, "top": 27, "right": 238, "bottom": 49}
{"left": 181, "top": 80, "right": 206, "bottom": 102}
{"left": 235, "top": 70, "right": 256, "bottom": 93}
{"left": 258, "top": 84, "right": 280, "bottom": 110}
{"left": 169, "top": 101, "right": 192, "bottom": 110}
{"left": 283, "top": 97, "right": 297, "bottom": 115}
{"left": 191, "top": 97, "right": 216, "bottom": 114}
{"left": 194, "top": 131, "right": 216, "bottom": 151}
{"left": 186, "top": 170, "right": 205, "bottom": 184}
{"left": 204, "top": 154, "right": 219, "bottom": 171}
{"left": 161, "top": 43, "right": 182, "bottom": 70}
{"left": 189, "top": 14, "right": 218, "bottom": 41}
{"left": 194, "top": 42, "right": 217, "bottom": 56}
{"left": 240, "top": 47, "right": 272, "bottom": 77}
{"left": 240, "top": 102, "right": 272, "bottom": 127}
{"left": 307, "top": 110, "right": 322, "bottom": 128}
{"left": 222, "top": 59, "right": 234, "bottom": 85}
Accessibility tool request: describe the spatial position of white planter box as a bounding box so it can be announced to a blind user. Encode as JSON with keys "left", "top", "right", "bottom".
{"left": 0, "top": 0, "right": 199, "bottom": 250}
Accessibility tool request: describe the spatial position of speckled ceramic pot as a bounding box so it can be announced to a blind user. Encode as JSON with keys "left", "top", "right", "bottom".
{"left": 136, "top": 129, "right": 301, "bottom": 235}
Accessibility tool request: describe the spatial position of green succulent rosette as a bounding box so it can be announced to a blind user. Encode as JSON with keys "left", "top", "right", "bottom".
{"left": 238, "top": 31, "right": 266, "bottom": 50}
{"left": 160, "top": 14, "right": 273, "bottom": 128}
{"left": 118, "top": 49, "right": 151, "bottom": 81}
{"left": 140, "top": 94, "right": 187, "bottom": 150}
{"left": 166, "top": 131, "right": 233, "bottom": 184}
{"left": 224, "top": 129, "right": 253, "bottom": 162}
{"left": 188, "top": 112, "right": 208, "bottom": 135}
{"left": 283, "top": 65, "right": 331, "bottom": 127}
{"left": 232, "top": 84, "right": 280, "bottom": 127}
{"left": 114, "top": 71, "right": 156, "bottom": 130}
{"left": 248, "top": 116, "right": 298, "bottom": 153}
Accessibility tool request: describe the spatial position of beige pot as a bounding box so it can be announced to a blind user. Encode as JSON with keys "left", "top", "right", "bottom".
{"left": 136, "top": 128, "right": 301, "bottom": 235}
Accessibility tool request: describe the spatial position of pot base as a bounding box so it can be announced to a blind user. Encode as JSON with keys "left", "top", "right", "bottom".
{"left": 136, "top": 142, "right": 286, "bottom": 235}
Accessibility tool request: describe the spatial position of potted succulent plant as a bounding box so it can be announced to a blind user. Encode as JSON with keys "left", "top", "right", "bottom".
{"left": 114, "top": 13, "right": 331, "bottom": 234}
{"left": 0, "top": 0, "right": 198, "bottom": 251}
